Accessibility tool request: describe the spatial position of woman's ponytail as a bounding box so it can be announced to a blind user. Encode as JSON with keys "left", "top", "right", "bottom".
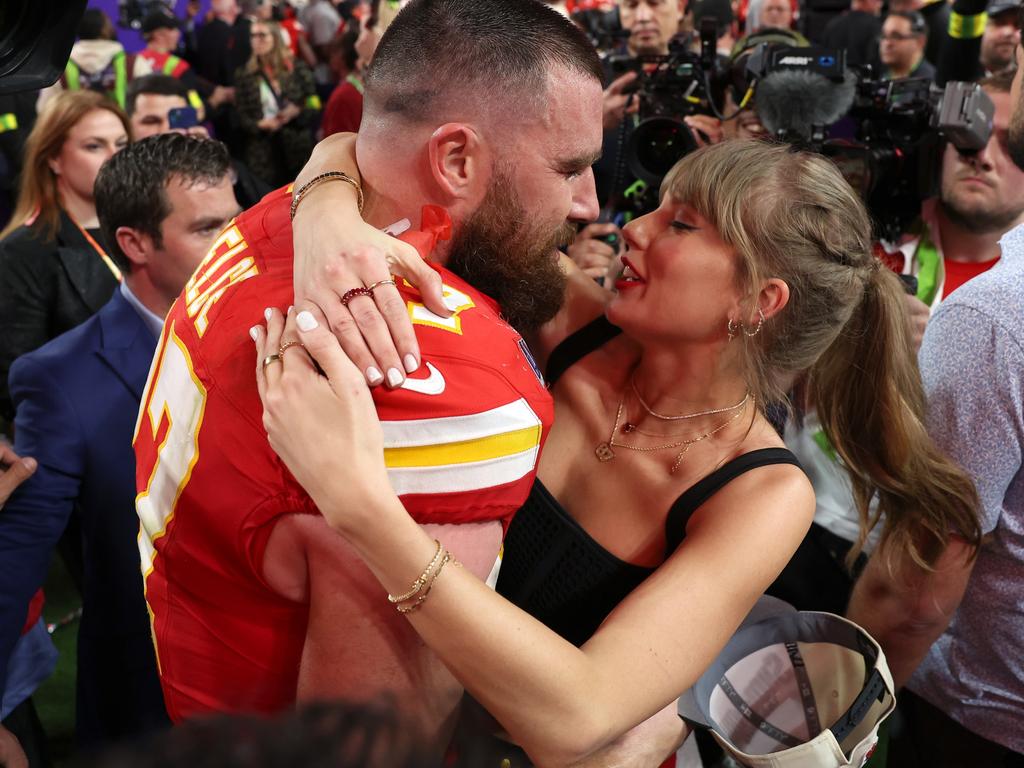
{"left": 810, "top": 264, "right": 982, "bottom": 570}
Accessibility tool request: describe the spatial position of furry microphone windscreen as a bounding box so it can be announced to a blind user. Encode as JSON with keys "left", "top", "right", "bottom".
{"left": 754, "top": 69, "right": 857, "bottom": 141}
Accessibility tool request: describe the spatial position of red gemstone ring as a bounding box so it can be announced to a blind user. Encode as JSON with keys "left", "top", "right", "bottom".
{"left": 340, "top": 286, "right": 374, "bottom": 307}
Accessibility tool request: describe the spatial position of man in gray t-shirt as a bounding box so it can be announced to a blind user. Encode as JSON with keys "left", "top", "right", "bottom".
{"left": 846, "top": 40, "right": 1024, "bottom": 767}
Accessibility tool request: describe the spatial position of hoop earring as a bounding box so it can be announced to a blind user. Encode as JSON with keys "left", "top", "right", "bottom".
{"left": 727, "top": 318, "right": 738, "bottom": 341}
{"left": 742, "top": 309, "right": 766, "bottom": 338}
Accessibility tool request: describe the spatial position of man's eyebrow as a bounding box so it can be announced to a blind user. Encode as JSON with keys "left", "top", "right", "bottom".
{"left": 556, "top": 150, "right": 602, "bottom": 172}
{"left": 191, "top": 214, "right": 236, "bottom": 231}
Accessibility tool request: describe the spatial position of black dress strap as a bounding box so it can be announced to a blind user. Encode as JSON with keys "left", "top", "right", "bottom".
{"left": 544, "top": 315, "right": 622, "bottom": 386}
{"left": 664, "top": 448, "right": 803, "bottom": 556}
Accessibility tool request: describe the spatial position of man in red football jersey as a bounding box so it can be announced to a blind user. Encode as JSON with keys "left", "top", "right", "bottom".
{"left": 134, "top": 0, "right": 603, "bottom": 748}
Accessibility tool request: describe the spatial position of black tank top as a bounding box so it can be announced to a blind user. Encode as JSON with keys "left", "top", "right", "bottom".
{"left": 496, "top": 317, "right": 801, "bottom": 647}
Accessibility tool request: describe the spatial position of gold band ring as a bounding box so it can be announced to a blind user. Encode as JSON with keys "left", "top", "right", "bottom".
{"left": 262, "top": 353, "right": 282, "bottom": 370}
{"left": 367, "top": 278, "right": 397, "bottom": 292}
{"left": 279, "top": 340, "right": 305, "bottom": 356}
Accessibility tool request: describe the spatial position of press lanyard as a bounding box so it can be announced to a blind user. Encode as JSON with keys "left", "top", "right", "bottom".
{"left": 72, "top": 218, "right": 122, "bottom": 282}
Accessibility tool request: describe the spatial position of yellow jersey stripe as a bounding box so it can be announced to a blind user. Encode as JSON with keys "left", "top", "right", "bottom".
{"left": 384, "top": 425, "right": 540, "bottom": 468}
{"left": 387, "top": 445, "right": 540, "bottom": 496}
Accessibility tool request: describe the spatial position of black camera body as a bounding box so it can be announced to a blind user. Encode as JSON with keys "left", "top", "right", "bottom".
{"left": 738, "top": 42, "right": 994, "bottom": 240}
{"left": 1, "top": 0, "right": 88, "bottom": 95}
{"left": 603, "top": 22, "right": 725, "bottom": 214}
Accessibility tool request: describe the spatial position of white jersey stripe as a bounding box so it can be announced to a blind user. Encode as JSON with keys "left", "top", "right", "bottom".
{"left": 386, "top": 445, "right": 540, "bottom": 496}
{"left": 380, "top": 399, "right": 541, "bottom": 448}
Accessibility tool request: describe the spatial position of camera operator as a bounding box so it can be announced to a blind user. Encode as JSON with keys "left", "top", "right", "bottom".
{"left": 881, "top": 72, "right": 1023, "bottom": 335}
{"left": 593, "top": 0, "right": 723, "bottom": 206}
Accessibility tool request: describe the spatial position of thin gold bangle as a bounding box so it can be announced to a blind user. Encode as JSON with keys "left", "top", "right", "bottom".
{"left": 290, "top": 170, "right": 364, "bottom": 220}
{"left": 387, "top": 540, "right": 443, "bottom": 604}
{"left": 396, "top": 552, "right": 456, "bottom": 614}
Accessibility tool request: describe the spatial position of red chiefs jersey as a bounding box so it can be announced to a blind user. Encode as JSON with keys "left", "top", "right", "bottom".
{"left": 133, "top": 188, "right": 553, "bottom": 722}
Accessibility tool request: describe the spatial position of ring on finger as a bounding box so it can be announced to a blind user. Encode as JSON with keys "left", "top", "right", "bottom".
{"left": 279, "top": 340, "right": 305, "bottom": 356}
{"left": 340, "top": 286, "right": 374, "bottom": 307}
{"left": 262, "top": 353, "right": 283, "bottom": 370}
{"left": 366, "top": 278, "right": 397, "bottom": 292}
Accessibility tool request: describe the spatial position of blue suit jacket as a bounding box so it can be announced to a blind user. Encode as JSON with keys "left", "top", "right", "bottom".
{"left": 0, "top": 288, "right": 167, "bottom": 742}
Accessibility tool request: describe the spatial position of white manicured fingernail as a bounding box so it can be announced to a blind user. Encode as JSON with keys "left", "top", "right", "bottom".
{"left": 366, "top": 366, "right": 384, "bottom": 384}
{"left": 386, "top": 368, "right": 403, "bottom": 387}
{"left": 287, "top": 304, "right": 293, "bottom": 314}
{"left": 296, "top": 311, "right": 318, "bottom": 332}
{"left": 264, "top": 307, "right": 273, "bottom": 321}
{"left": 403, "top": 354, "right": 418, "bottom": 373}
{"left": 443, "top": 294, "right": 461, "bottom": 312}
{"left": 249, "top": 326, "right": 259, "bottom": 342}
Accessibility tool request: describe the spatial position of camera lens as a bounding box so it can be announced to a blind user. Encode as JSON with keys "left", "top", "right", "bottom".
{"left": 626, "top": 117, "right": 699, "bottom": 187}
{"left": 0, "top": 1, "right": 44, "bottom": 82}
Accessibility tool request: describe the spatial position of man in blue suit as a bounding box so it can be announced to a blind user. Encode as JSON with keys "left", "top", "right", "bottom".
{"left": 0, "top": 133, "right": 239, "bottom": 753}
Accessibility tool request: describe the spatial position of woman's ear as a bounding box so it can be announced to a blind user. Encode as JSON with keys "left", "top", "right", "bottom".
{"left": 757, "top": 278, "right": 790, "bottom": 322}
{"left": 427, "top": 123, "right": 484, "bottom": 202}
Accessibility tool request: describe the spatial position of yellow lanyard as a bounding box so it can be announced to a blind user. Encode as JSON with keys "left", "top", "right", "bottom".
{"left": 71, "top": 218, "right": 122, "bottom": 283}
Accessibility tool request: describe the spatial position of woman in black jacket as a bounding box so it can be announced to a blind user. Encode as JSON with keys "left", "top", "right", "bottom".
{"left": 234, "top": 20, "right": 318, "bottom": 187}
{"left": 0, "top": 90, "right": 130, "bottom": 427}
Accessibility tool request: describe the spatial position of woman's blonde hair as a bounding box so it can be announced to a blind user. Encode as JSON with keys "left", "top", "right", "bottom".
{"left": 664, "top": 140, "right": 981, "bottom": 569}
{"left": 245, "top": 20, "right": 293, "bottom": 80}
{"left": 1, "top": 90, "right": 129, "bottom": 242}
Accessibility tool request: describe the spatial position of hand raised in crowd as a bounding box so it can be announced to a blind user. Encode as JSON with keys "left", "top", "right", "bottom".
{"left": 291, "top": 134, "right": 449, "bottom": 388}
{"left": 567, "top": 222, "right": 623, "bottom": 284}
{"left": 603, "top": 71, "right": 640, "bottom": 132}
{"left": 0, "top": 724, "right": 27, "bottom": 768}
{"left": 0, "top": 443, "right": 36, "bottom": 509}
{"left": 684, "top": 114, "right": 724, "bottom": 147}
{"left": 904, "top": 293, "right": 930, "bottom": 352}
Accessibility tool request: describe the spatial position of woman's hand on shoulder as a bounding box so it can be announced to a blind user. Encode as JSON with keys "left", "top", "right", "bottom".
{"left": 252, "top": 304, "right": 393, "bottom": 533}
{"left": 291, "top": 133, "right": 449, "bottom": 388}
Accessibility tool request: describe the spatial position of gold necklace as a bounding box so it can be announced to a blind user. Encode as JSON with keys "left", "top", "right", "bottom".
{"left": 629, "top": 371, "right": 751, "bottom": 423}
{"left": 595, "top": 390, "right": 752, "bottom": 474}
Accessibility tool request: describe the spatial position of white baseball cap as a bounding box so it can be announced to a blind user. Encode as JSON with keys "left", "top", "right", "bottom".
{"left": 678, "top": 597, "right": 895, "bottom": 768}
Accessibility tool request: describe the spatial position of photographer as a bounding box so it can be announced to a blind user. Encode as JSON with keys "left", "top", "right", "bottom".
{"left": 593, "top": 0, "right": 723, "bottom": 207}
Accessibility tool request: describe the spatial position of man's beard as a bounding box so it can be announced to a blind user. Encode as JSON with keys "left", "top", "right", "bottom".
{"left": 941, "top": 188, "right": 1024, "bottom": 235}
{"left": 446, "top": 172, "right": 574, "bottom": 334}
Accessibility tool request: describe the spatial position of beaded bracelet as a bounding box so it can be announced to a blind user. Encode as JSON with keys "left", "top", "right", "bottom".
{"left": 290, "top": 170, "right": 364, "bottom": 221}
{"left": 396, "top": 551, "right": 454, "bottom": 614}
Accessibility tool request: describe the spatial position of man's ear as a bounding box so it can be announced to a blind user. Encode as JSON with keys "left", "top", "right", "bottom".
{"left": 427, "top": 123, "right": 485, "bottom": 201}
{"left": 115, "top": 226, "right": 152, "bottom": 270}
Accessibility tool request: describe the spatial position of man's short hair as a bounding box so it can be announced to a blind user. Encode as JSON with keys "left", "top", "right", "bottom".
{"left": 363, "top": 0, "right": 602, "bottom": 124}
{"left": 125, "top": 74, "right": 191, "bottom": 117}
{"left": 887, "top": 10, "right": 928, "bottom": 36}
{"left": 95, "top": 134, "right": 232, "bottom": 274}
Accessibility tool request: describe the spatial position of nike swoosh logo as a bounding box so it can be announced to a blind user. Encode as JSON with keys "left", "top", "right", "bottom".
{"left": 399, "top": 362, "right": 445, "bottom": 396}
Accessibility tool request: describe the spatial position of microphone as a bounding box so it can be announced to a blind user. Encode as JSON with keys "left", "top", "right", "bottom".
{"left": 754, "top": 69, "right": 858, "bottom": 141}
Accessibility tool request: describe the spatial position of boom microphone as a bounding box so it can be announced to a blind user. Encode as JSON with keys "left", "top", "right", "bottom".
{"left": 754, "top": 69, "right": 858, "bottom": 141}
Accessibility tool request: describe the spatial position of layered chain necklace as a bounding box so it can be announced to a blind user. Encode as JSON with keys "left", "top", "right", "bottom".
{"left": 595, "top": 375, "right": 752, "bottom": 475}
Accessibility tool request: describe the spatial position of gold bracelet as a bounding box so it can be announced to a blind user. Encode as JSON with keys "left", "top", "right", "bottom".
{"left": 396, "top": 551, "right": 456, "bottom": 614}
{"left": 387, "top": 540, "right": 444, "bottom": 604}
{"left": 290, "top": 170, "right": 364, "bottom": 220}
